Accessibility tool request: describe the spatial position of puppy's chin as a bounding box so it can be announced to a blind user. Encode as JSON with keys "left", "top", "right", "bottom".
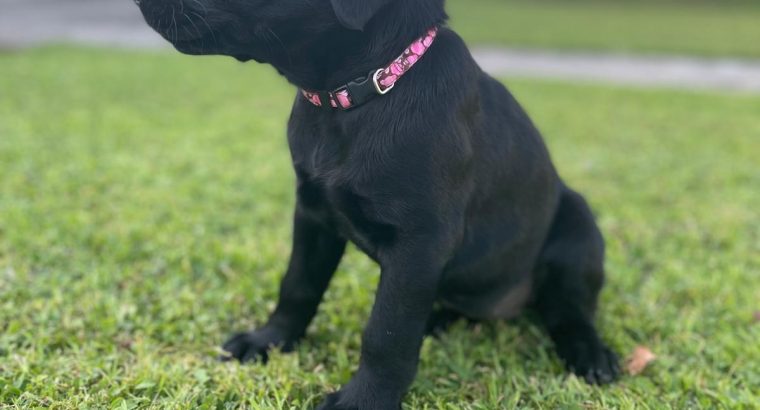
{"left": 171, "top": 42, "right": 263, "bottom": 64}
{"left": 165, "top": 36, "right": 264, "bottom": 63}
{"left": 233, "top": 55, "right": 264, "bottom": 63}
{"left": 171, "top": 40, "right": 212, "bottom": 56}
{"left": 169, "top": 36, "right": 225, "bottom": 56}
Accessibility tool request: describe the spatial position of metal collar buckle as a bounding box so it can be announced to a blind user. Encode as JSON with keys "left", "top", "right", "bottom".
{"left": 373, "top": 68, "right": 394, "bottom": 95}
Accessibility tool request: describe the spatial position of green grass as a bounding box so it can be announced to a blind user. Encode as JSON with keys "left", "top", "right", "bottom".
{"left": 1, "top": 47, "right": 759, "bottom": 409}
{"left": 450, "top": 0, "right": 760, "bottom": 58}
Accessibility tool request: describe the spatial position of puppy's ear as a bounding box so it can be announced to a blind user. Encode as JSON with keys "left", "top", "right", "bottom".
{"left": 330, "top": 0, "right": 393, "bottom": 31}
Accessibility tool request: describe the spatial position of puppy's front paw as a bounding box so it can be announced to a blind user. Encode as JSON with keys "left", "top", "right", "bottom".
{"left": 316, "top": 389, "right": 401, "bottom": 410}
{"left": 315, "top": 392, "right": 351, "bottom": 410}
{"left": 557, "top": 336, "right": 620, "bottom": 385}
{"left": 221, "top": 327, "right": 295, "bottom": 363}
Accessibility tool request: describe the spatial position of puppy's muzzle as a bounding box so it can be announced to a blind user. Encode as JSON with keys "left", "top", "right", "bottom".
{"left": 136, "top": 0, "right": 213, "bottom": 46}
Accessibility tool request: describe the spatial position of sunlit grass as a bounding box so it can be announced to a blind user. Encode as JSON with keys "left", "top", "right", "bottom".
{"left": 450, "top": 0, "right": 760, "bottom": 58}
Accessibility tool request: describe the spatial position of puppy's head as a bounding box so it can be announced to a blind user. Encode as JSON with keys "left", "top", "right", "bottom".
{"left": 136, "top": 0, "right": 436, "bottom": 61}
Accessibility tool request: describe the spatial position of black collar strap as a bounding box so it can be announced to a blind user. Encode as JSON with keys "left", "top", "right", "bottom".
{"left": 301, "top": 27, "right": 439, "bottom": 111}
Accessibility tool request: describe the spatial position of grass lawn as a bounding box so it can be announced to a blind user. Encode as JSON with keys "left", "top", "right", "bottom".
{"left": 449, "top": 0, "right": 760, "bottom": 58}
{"left": 1, "top": 48, "right": 759, "bottom": 409}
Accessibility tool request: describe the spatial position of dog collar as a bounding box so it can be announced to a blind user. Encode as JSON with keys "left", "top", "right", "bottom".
{"left": 301, "top": 27, "right": 439, "bottom": 111}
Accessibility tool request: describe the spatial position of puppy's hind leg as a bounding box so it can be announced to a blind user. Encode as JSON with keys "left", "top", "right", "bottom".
{"left": 533, "top": 188, "right": 620, "bottom": 384}
{"left": 425, "top": 307, "right": 476, "bottom": 337}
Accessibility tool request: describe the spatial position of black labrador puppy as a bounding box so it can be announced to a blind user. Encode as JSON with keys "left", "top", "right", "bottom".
{"left": 136, "top": 0, "right": 619, "bottom": 408}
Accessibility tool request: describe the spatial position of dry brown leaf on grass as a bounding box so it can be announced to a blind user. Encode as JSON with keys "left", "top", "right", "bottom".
{"left": 626, "top": 346, "right": 657, "bottom": 376}
{"left": 753, "top": 311, "right": 760, "bottom": 323}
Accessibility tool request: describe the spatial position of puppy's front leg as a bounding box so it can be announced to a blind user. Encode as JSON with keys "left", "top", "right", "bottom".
{"left": 224, "top": 209, "right": 346, "bottom": 362}
{"left": 318, "top": 239, "right": 445, "bottom": 410}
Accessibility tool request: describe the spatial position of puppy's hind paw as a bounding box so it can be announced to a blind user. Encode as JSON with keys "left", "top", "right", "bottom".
{"left": 560, "top": 339, "right": 621, "bottom": 385}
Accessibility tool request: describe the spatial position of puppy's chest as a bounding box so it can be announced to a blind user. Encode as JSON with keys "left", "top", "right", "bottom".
{"left": 296, "top": 167, "right": 396, "bottom": 259}
{"left": 290, "top": 123, "right": 401, "bottom": 256}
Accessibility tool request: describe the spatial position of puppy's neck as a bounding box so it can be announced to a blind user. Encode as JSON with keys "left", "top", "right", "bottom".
{"left": 266, "top": 4, "right": 447, "bottom": 92}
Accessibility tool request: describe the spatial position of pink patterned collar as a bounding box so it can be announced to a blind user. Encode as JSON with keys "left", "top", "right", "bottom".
{"left": 302, "top": 27, "right": 439, "bottom": 111}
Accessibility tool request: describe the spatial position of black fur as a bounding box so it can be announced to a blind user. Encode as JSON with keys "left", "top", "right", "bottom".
{"left": 330, "top": 0, "right": 394, "bottom": 31}
{"left": 137, "top": 0, "right": 620, "bottom": 407}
